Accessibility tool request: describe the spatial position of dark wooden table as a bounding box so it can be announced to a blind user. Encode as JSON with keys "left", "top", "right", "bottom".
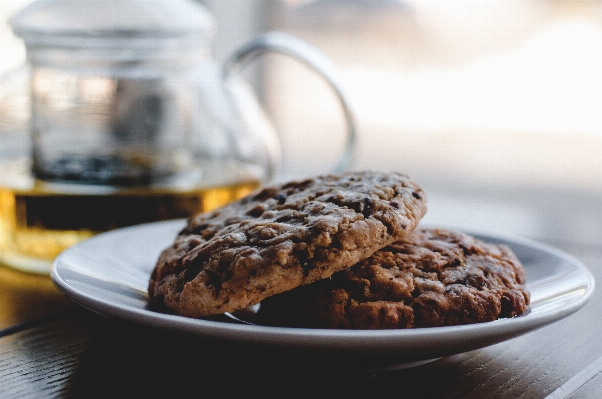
{"left": 1, "top": 184, "right": 601, "bottom": 399}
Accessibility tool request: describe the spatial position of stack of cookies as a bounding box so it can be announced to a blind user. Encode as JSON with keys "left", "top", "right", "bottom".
{"left": 148, "top": 171, "right": 530, "bottom": 329}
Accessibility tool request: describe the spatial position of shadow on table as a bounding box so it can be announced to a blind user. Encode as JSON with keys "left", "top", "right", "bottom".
{"left": 66, "top": 318, "right": 480, "bottom": 399}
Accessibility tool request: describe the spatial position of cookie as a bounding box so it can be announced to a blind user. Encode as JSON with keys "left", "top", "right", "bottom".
{"left": 148, "top": 171, "right": 427, "bottom": 317}
{"left": 258, "top": 228, "right": 530, "bottom": 329}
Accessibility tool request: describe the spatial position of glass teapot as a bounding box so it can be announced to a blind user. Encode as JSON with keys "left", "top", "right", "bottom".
{"left": 0, "top": 0, "right": 356, "bottom": 273}
{"left": 9, "top": 0, "right": 356, "bottom": 186}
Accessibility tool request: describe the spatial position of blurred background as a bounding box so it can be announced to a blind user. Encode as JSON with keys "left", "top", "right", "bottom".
{"left": 1, "top": 0, "right": 601, "bottom": 242}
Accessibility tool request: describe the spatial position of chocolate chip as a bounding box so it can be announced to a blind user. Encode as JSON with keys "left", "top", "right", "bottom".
{"left": 273, "top": 193, "right": 287, "bottom": 205}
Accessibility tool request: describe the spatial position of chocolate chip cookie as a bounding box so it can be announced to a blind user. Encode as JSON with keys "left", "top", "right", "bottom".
{"left": 259, "top": 228, "right": 530, "bottom": 329}
{"left": 148, "top": 171, "right": 427, "bottom": 318}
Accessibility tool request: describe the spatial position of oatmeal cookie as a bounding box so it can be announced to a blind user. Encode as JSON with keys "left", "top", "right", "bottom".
{"left": 259, "top": 228, "right": 530, "bottom": 329}
{"left": 148, "top": 171, "right": 427, "bottom": 317}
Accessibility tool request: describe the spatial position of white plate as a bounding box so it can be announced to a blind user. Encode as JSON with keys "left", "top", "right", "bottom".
{"left": 52, "top": 220, "right": 594, "bottom": 371}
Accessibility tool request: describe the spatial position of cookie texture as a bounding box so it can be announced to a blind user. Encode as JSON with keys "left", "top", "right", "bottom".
{"left": 148, "top": 171, "right": 427, "bottom": 317}
{"left": 259, "top": 228, "right": 530, "bottom": 329}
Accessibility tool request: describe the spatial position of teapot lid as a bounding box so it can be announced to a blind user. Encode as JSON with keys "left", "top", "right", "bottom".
{"left": 10, "top": 0, "right": 215, "bottom": 50}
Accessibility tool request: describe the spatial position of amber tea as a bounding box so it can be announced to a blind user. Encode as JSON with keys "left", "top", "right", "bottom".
{"left": 0, "top": 159, "right": 260, "bottom": 273}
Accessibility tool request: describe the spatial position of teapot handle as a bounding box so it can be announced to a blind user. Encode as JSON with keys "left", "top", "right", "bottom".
{"left": 222, "top": 31, "right": 357, "bottom": 173}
